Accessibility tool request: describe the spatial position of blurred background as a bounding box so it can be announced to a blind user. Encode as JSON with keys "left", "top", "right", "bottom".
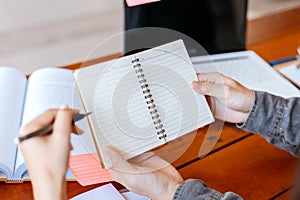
{"left": 1, "top": 0, "right": 300, "bottom": 74}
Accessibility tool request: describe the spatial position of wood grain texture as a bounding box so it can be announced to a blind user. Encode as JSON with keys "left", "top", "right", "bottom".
{"left": 247, "top": 7, "right": 300, "bottom": 46}
{"left": 156, "top": 122, "right": 251, "bottom": 168}
{"left": 271, "top": 189, "right": 292, "bottom": 200}
{"left": 247, "top": 21, "right": 300, "bottom": 62}
{"left": 179, "top": 135, "right": 297, "bottom": 200}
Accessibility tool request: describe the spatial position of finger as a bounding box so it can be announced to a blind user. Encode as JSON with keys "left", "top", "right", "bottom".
{"left": 19, "top": 108, "right": 80, "bottom": 137}
{"left": 196, "top": 72, "right": 224, "bottom": 83}
{"left": 192, "top": 81, "right": 225, "bottom": 98}
{"left": 72, "top": 125, "right": 84, "bottom": 135}
{"left": 104, "top": 147, "right": 135, "bottom": 173}
{"left": 53, "top": 104, "right": 73, "bottom": 138}
{"left": 129, "top": 152, "right": 156, "bottom": 164}
{"left": 19, "top": 109, "right": 57, "bottom": 137}
{"left": 70, "top": 142, "right": 74, "bottom": 151}
{"left": 197, "top": 72, "right": 234, "bottom": 85}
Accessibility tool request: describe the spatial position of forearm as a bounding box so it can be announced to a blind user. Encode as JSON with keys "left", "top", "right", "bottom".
{"left": 31, "top": 171, "right": 66, "bottom": 200}
{"left": 238, "top": 91, "right": 300, "bottom": 156}
{"left": 173, "top": 179, "right": 242, "bottom": 200}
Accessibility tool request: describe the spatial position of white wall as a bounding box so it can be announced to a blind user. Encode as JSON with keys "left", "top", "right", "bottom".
{"left": 0, "top": 0, "right": 124, "bottom": 74}
{"left": 0, "top": 0, "right": 122, "bottom": 32}
{"left": 248, "top": 0, "right": 300, "bottom": 20}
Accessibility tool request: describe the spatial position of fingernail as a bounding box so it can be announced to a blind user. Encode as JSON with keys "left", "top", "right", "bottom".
{"left": 201, "top": 82, "right": 210, "bottom": 94}
{"left": 76, "top": 127, "right": 84, "bottom": 134}
{"left": 61, "top": 104, "right": 69, "bottom": 110}
{"left": 197, "top": 73, "right": 203, "bottom": 81}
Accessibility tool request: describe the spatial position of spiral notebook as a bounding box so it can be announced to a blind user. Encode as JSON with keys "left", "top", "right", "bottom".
{"left": 73, "top": 40, "right": 214, "bottom": 167}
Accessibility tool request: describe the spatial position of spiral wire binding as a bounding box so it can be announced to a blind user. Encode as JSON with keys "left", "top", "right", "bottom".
{"left": 132, "top": 57, "right": 167, "bottom": 140}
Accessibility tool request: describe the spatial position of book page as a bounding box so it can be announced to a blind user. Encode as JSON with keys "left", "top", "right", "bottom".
{"left": 14, "top": 67, "right": 94, "bottom": 180}
{"left": 191, "top": 51, "right": 300, "bottom": 98}
{"left": 0, "top": 67, "right": 27, "bottom": 180}
{"left": 74, "top": 40, "right": 214, "bottom": 166}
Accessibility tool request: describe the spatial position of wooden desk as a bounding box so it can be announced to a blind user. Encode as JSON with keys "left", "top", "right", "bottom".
{"left": 1, "top": 19, "right": 300, "bottom": 200}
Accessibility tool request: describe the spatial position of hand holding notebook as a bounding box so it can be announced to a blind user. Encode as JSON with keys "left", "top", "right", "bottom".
{"left": 73, "top": 40, "right": 214, "bottom": 167}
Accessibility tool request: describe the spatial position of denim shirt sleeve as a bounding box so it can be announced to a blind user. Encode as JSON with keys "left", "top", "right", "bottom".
{"left": 173, "top": 179, "right": 242, "bottom": 200}
{"left": 238, "top": 91, "right": 300, "bottom": 157}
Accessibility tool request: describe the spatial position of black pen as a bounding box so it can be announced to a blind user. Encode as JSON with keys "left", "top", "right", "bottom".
{"left": 14, "top": 112, "right": 92, "bottom": 144}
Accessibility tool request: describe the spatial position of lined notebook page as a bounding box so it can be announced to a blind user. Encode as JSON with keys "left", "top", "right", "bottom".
{"left": 135, "top": 40, "right": 214, "bottom": 142}
{"left": 74, "top": 40, "right": 214, "bottom": 166}
{"left": 75, "top": 59, "right": 164, "bottom": 166}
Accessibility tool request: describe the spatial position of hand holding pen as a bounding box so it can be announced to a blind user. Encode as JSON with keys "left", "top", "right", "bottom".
{"left": 15, "top": 110, "right": 91, "bottom": 144}
{"left": 17, "top": 105, "right": 90, "bottom": 200}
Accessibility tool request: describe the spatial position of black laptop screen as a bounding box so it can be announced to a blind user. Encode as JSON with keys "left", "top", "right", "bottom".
{"left": 125, "top": 0, "right": 247, "bottom": 56}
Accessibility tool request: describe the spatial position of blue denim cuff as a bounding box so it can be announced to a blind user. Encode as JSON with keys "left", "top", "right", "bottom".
{"left": 173, "top": 179, "right": 222, "bottom": 200}
{"left": 236, "top": 90, "right": 258, "bottom": 130}
{"left": 236, "top": 90, "right": 300, "bottom": 156}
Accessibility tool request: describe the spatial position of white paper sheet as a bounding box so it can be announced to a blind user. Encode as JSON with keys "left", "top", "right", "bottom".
{"left": 71, "top": 183, "right": 125, "bottom": 200}
{"left": 121, "top": 191, "right": 151, "bottom": 200}
{"left": 279, "top": 64, "right": 300, "bottom": 86}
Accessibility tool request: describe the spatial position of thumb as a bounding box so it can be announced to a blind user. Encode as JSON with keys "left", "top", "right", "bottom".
{"left": 105, "top": 147, "right": 135, "bottom": 173}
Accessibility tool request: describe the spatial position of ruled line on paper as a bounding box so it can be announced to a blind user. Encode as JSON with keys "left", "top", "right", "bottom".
{"left": 69, "top": 153, "right": 112, "bottom": 186}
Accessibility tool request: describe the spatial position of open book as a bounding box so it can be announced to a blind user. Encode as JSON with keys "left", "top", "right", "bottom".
{"left": 73, "top": 40, "right": 214, "bottom": 167}
{"left": 0, "top": 67, "right": 93, "bottom": 183}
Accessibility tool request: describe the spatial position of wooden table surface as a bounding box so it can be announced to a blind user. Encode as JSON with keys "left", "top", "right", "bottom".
{"left": 1, "top": 17, "right": 300, "bottom": 200}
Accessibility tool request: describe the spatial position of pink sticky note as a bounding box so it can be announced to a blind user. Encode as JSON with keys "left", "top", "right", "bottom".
{"left": 126, "top": 0, "right": 161, "bottom": 7}
{"left": 69, "top": 153, "right": 113, "bottom": 186}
